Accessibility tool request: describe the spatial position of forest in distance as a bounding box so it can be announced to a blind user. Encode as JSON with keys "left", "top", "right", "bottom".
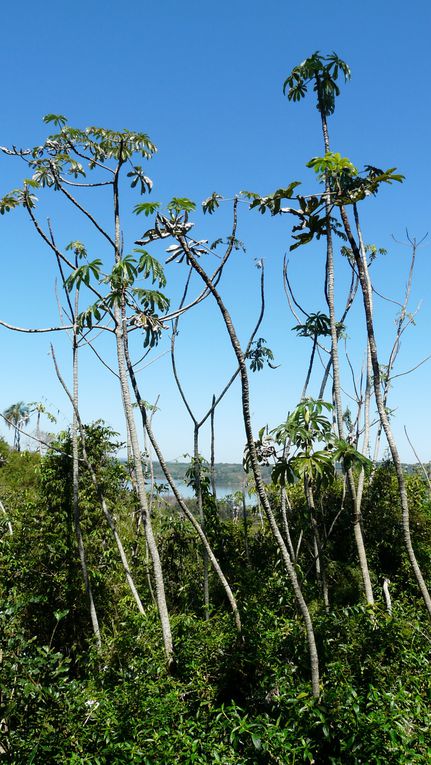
{"left": 1, "top": 50, "right": 431, "bottom": 764}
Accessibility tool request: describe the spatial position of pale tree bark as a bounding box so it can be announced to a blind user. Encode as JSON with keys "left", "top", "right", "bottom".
{"left": 340, "top": 203, "right": 431, "bottom": 617}
{"left": 122, "top": 333, "right": 242, "bottom": 633}
{"left": 382, "top": 578, "right": 392, "bottom": 615}
{"left": 71, "top": 290, "right": 101, "bottom": 648}
{"left": 241, "top": 486, "right": 251, "bottom": 567}
{"left": 51, "top": 345, "right": 146, "bottom": 618}
{"left": 305, "top": 478, "right": 329, "bottom": 610}
{"left": 210, "top": 394, "right": 217, "bottom": 498}
{"left": 112, "top": 156, "right": 173, "bottom": 666}
{"left": 316, "top": 94, "right": 374, "bottom": 606}
{"left": 180, "top": 237, "right": 320, "bottom": 697}
{"left": 280, "top": 490, "right": 298, "bottom": 564}
{"left": 353, "top": 208, "right": 373, "bottom": 513}
{"left": 0, "top": 499, "right": 13, "bottom": 537}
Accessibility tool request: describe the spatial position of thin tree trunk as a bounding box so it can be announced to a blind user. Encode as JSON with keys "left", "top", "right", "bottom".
{"left": 0, "top": 499, "right": 13, "bottom": 536}
{"left": 301, "top": 335, "right": 318, "bottom": 400}
{"left": 123, "top": 339, "right": 242, "bottom": 632}
{"left": 72, "top": 291, "right": 101, "bottom": 648}
{"left": 210, "top": 394, "right": 217, "bottom": 498}
{"left": 51, "top": 345, "right": 146, "bottom": 618}
{"left": 37, "top": 411, "right": 42, "bottom": 457}
{"left": 383, "top": 578, "right": 392, "bottom": 615}
{"left": 194, "top": 424, "right": 210, "bottom": 620}
{"left": 181, "top": 238, "right": 320, "bottom": 697}
{"left": 305, "top": 478, "right": 329, "bottom": 609}
{"left": 340, "top": 203, "right": 431, "bottom": 617}
{"left": 318, "top": 102, "right": 374, "bottom": 606}
{"left": 241, "top": 487, "right": 251, "bottom": 566}
{"left": 112, "top": 154, "right": 173, "bottom": 665}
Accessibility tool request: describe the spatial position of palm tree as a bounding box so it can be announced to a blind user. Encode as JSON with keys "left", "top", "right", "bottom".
{"left": 3, "top": 401, "right": 30, "bottom": 451}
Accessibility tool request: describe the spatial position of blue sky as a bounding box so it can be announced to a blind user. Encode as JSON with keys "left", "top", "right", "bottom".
{"left": 1, "top": 0, "right": 430, "bottom": 463}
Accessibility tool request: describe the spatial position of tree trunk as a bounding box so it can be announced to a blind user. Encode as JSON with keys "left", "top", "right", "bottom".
{"left": 305, "top": 478, "right": 329, "bottom": 609}
{"left": 182, "top": 239, "right": 320, "bottom": 697}
{"left": 318, "top": 104, "right": 374, "bottom": 606}
{"left": 51, "top": 346, "right": 147, "bottom": 619}
{"left": 340, "top": 204, "right": 431, "bottom": 617}
{"left": 194, "top": 424, "right": 210, "bottom": 620}
{"left": 112, "top": 158, "right": 173, "bottom": 666}
{"left": 113, "top": 306, "right": 173, "bottom": 662}
{"left": 301, "top": 335, "right": 318, "bottom": 400}
{"left": 210, "top": 394, "right": 217, "bottom": 498}
{"left": 123, "top": 339, "right": 242, "bottom": 633}
{"left": 72, "top": 293, "right": 101, "bottom": 648}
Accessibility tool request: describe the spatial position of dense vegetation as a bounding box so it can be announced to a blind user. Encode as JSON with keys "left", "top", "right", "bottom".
{"left": 1, "top": 52, "right": 431, "bottom": 762}
{"left": 1, "top": 435, "right": 431, "bottom": 763}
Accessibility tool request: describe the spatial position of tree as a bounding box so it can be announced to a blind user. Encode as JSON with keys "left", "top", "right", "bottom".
{"left": 0, "top": 117, "right": 243, "bottom": 665}
{"left": 2, "top": 402, "right": 30, "bottom": 452}
{"left": 282, "top": 53, "right": 431, "bottom": 617}
{"left": 245, "top": 53, "right": 375, "bottom": 604}
{"left": 135, "top": 209, "right": 321, "bottom": 697}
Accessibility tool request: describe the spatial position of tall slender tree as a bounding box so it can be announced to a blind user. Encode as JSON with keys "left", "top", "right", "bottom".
{"left": 2, "top": 402, "right": 30, "bottom": 452}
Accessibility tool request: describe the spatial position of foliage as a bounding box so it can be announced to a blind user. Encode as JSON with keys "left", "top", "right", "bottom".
{"left": 1, "top": 49, "right": 431, "bottom": 764}
{"left": 283, "top": 51, "right": 351, "bottom": 116}
{"left": 246, "top": 337, "right": 276, "bottom": 372}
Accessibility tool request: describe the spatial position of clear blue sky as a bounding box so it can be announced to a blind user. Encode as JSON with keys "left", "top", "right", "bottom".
{"left": 1, "top": 0, "right": 430, "bottom": 463}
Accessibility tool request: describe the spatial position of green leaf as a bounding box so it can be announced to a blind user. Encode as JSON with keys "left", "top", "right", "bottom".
{"left": 43, "top": 113, "right": 68, "bottom": 127}
{"left": 66, "top": 259, "right": 102, "bottom": 291}
{"left": 54, "top": 609, "right": 69, "bottom": 622}
{"left": 66, "top": 241, "right": 87, "bottom": 259}
{"left": 202, "top": 192, "right": 222, "bottom": 214}
{"left": 132, "top": 289, "right": 170, "bottom": 313}
{"left": 167, "top": 197, "right": 196, "bottom": 214}
{"left": 127, "top": 166, "right": 153, "bottom": 194}
{"left": 251, "top": 733, "right": 262, "bottom": 750}
{"left": 134, "top": 249, "right": 166, "bottom": 287}
{"left": 133, "top": 202, "right": 161, "bottom": 216}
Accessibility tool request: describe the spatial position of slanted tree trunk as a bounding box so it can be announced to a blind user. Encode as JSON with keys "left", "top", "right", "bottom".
{"left": 301, "top": 334, "right": 318, "bottom": 400}
{"left": 181, "top": 238, "right": 320, "bottom": 697}
{"left": 122, "top": 334, "right": 242, "bottom": 633}
{"left": 340, "top": 203, "right": 431, "bottom": 617}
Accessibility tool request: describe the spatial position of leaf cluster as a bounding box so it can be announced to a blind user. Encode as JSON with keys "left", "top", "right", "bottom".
{"left": 283, "top": 51, "right": 351, "bottom": 117}
{"left": 246, "top": 337, "right": 277, "bottom": 372}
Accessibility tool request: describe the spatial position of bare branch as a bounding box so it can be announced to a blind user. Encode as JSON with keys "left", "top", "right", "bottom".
{"left": 404, "top": 426, "right": 431, "bottom": 492}
{"left": 58, "top": 181, "right": 116, "bottom": 249}
{"left": 0, "top": 318, "right": 72, "bottom": 333}
{"left": 389, "top": 352, "right": 431, "bottom": 381}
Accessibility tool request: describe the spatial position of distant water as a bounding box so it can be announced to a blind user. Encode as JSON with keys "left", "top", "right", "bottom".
{"left": 160, "top": 481, "right": 257, "bottom": 504}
